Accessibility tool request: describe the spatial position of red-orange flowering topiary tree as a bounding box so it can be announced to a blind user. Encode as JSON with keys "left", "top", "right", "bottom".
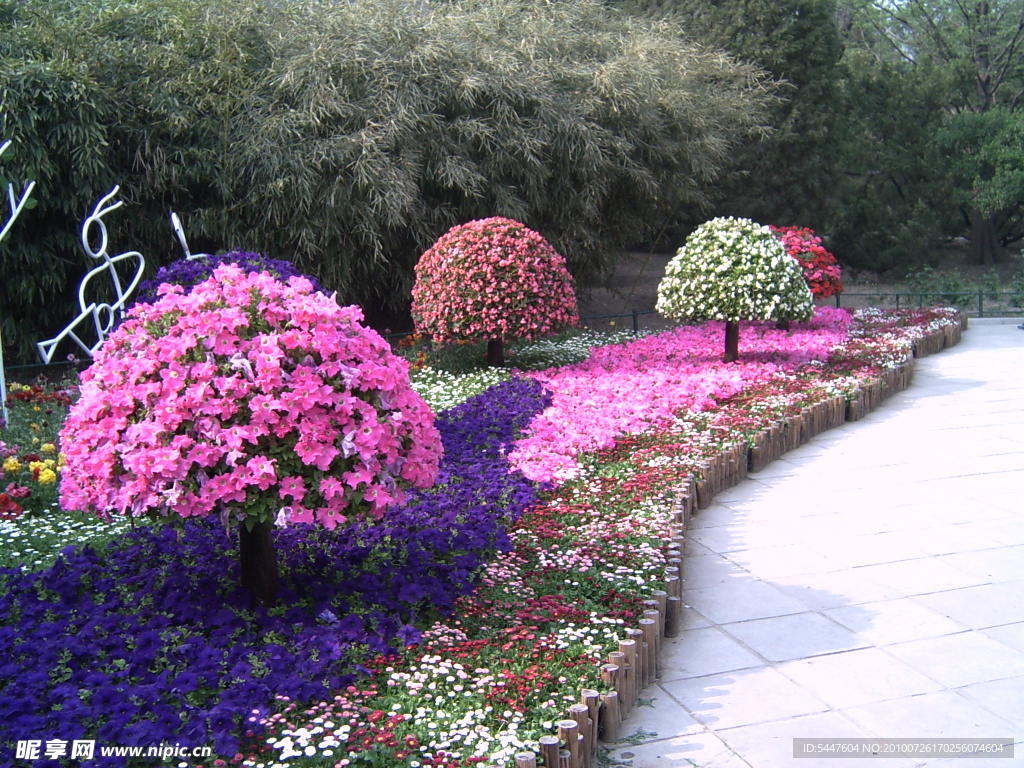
{"left": 411, "top": 217, "right": 579, "bottom": 366}
{"left": 771, "top": 226, "right": 843, "bottom": 298}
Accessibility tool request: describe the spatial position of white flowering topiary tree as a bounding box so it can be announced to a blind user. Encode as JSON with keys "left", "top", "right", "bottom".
{"left": 656, "top": 217, "right": 813, "bottom": 362}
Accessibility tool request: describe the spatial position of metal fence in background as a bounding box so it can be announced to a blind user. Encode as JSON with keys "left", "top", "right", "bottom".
{"left": 834, "top": 291, "right": 1024, "bottom": 317}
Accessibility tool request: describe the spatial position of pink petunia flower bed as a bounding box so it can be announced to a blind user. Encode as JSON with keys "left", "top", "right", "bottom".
{"left": 508, "top": 307, "right": 854, "bottom": 483}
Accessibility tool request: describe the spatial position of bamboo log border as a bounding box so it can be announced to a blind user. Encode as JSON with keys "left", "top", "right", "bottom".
{"left": 509, "top": 314, "right": 965, "bottom": 768}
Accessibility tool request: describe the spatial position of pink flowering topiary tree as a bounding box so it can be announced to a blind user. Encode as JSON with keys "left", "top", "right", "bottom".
{"left": 60, "top": 264, "right": 443, "bottom": 604}
{"left": 411, "top": 217, "right": 580, "bottom": 366}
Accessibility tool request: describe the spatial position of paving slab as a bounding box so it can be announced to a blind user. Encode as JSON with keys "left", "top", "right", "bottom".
{"left": 624, "top": 323, "right": 1024, "bottom": 766}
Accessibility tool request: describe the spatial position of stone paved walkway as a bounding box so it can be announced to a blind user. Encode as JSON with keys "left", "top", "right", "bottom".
{"left": 608, "top": 320, "right": 1024, "bottom": 768}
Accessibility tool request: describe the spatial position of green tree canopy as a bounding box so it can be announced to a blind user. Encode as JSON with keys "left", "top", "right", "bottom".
{"left": 622, "top": 0, "right": 846, "bottom": 234}
{"left": 836, "top": 0, "right": 1024, "bottom": 264}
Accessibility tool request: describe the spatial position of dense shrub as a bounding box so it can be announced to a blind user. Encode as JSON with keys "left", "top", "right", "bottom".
{"left": 903, "top": 265, "right": 973, "bottom": 308}
{"left": 411, "top": 217, "right": 579, "bottom": 365}
{"left": 0, "top": 0, "right": 774, "bottom": 361}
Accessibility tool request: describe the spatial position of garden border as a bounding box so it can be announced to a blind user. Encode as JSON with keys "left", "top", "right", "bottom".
{"left": 508, "top": 311, "right": 968, "bottom": 768}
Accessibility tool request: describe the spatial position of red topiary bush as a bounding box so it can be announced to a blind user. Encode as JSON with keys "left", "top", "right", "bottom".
{"left": 771, "top": 226, "right": 843, "bottom": 298}
{"left": 411, "top": 217, "right": 579, "bottom": 366}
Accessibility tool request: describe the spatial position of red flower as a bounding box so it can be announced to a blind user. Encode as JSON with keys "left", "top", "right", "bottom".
{"left": 770, "top": 225, "right": 843, "bottom": 298}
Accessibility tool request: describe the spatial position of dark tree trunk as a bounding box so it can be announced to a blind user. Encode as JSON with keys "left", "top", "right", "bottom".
{"left": 239, "top": 520, "right": 279, "bottom": 606}
{"left": 970, "top": 208, "right": 999, "bottom": 266}
{"left": 486, "top": 338, "right": 504, "bottom": 367}
{"left": 723, "top": 320, "right": 740, "bottom": 363}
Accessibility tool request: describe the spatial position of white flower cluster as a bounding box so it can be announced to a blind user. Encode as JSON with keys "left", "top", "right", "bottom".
{"left": 0, "top": 511, "right": 133, "bottom": 571}
{"left": 656, "top": 216, "right": 813, "bottom": 323}
{"left": 384, "top": 655, "right": 530, "bottom": 764}
{"left": 265, "top": 721, "right": 351, "bottom": 762}
{"left": 551, "top": 616, "right": 626, "bottom": 655}
{"left": 509, "top": 329, "right": 645, "bottom": 370}
{"left": 410, "top": 366, "right": 509, "bottom": 412}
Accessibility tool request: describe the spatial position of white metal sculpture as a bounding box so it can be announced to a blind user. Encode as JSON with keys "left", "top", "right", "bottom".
{"left": 170, "top": 211, "right": 211, "bottom": 261}
{"left": 0, "top": 138, "right": 37, "bottom": 429}
{"left": 37, "top": 186, "right": 145, "bottom": 364}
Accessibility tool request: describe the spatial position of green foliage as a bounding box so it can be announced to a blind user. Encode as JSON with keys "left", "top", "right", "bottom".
{"left": 823, "top": 57, "right": 955, "bottom": 271}
{"left": 937, "top": 108, "right": 1024, "bottom": 226}
{"left": 0, "top": 0, "right": 774, "bottom": 363}
{"left": 849, "top": 0, "right": 1024, "bottom": 112}
{"left": 903, "top": 265, "right": 973, "bottom": 307}
{"left": 221, "top": 0, "right": 773, "bottom": 313}
{"left": 833, "top": 0, "right": 1024, "bottom": 266}
{"left": 1009, "top": 272, "right": 1024, "bottom": 308}
{"left": 979, "top": 269, "right": 1003, "bottom": 301}
{"left": 656, "top": 216, "right": 813, "bottom": 322}
{"left": 626, "top": 0, "right": 846, "bottom": 233}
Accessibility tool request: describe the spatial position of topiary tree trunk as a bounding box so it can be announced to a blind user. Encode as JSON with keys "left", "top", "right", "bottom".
{"left": 486, "top": 338, "right": 504, "bottom": 367}
{"left": 723, "top": 320, "right": 740, "bottom": 363}
{"left": 239, "top": 521, "right": 279, "bottom": 606}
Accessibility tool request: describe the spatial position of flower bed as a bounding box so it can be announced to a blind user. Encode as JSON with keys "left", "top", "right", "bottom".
{"left": 0, "top": 307, "right": 965, "bottom": 768}
{"left": 0, "top": 383, "right": 71, "bottom": 519}
{"left": 509, "top": 308, "right": 852, "bottom": 484}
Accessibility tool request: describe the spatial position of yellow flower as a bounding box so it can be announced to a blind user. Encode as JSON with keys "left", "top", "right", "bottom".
{"left": 41, "top": 443, "right": 57, "bottom": 454}
{"left": 28, "top": 461, "right": 47, "bottom": 474}
{"left": 36, "top": 468, "right": 57, "bottom": 485}
{"left": 2, "top": 457, "right": 21, "bottom": 474}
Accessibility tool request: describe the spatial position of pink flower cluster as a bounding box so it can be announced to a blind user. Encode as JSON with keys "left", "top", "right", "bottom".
{"left": 411, "top": 217, "right": 579, "bottom": 343}
{"left": 60, "top": 265, "right": 443, "bottom": 529}
{"left": 771, "top": 226, "right": 843, "bottom": 298}
{"left": 508, "top": 308, "right": 853, "bottom": 483}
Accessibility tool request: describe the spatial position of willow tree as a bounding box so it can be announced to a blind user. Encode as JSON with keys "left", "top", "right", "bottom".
{"left": 623, "top": 0, "right": 846, "bottom": 232}
{"left": 219, "top": 0, "right": 779, "bottom": 315}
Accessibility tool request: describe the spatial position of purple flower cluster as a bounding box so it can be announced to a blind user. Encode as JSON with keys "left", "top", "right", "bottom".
{"left": 130, "top": 251, "right": 323, "bottom": 307}
{"left": 0, "top": 378, "right": 549, "bottom": 767}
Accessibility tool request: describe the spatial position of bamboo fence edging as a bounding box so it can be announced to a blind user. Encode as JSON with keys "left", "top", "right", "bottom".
{"left": 510, "top": 314, "right": 965, "bottom": 768}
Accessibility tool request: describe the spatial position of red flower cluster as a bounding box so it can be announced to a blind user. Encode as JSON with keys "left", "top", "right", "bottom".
{"left": 0, "top": 492, "right": 23, "bottom": 520}
{"left": 771, "top": 226, "right": 843, "bottom": 298}
{"left": 6, "top": 384, "right": 73, "bottom": 406}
